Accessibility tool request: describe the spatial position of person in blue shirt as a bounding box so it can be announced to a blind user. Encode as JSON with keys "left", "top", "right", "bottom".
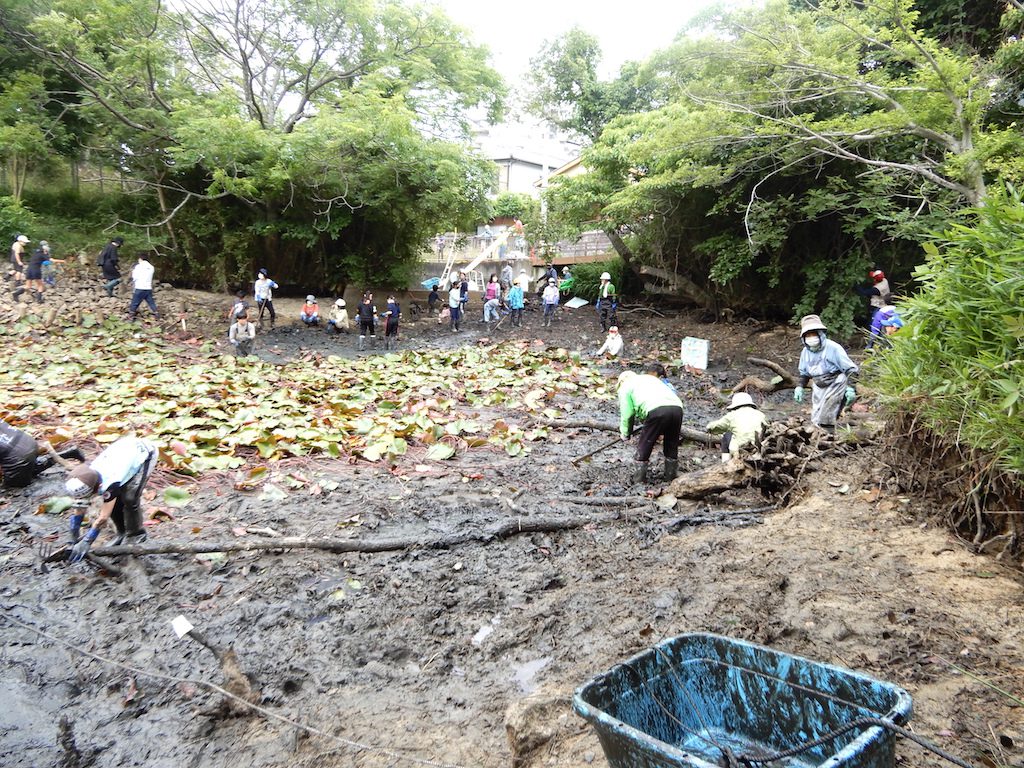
{"left": 506, "top": 282, "right": 524, "bottom": 328}
{"left": 794, "top": 315, "right": 858, "bottom": 431}
{"left": 867, "top": 295, "right": 903, "bottom": 349}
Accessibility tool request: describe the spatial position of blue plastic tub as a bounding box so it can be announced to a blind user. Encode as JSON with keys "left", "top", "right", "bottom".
{"left": 573, "top": 633, "right": 912, "bottom": 768}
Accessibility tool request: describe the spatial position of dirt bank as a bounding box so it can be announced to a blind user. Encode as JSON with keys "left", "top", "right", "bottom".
{"left": 1, "top": 285, "right": 1021, "bottom": 768}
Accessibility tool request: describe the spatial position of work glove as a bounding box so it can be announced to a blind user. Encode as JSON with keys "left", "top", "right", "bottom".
{"left": 69, "top": 513, "right": 84, "bottom": 543}
{"left": 844, "top": 386, "right": 857, "bottom": 406}
{"left": 69, "top": 528, "right": 99, "bottom": 563}
{"left": 793, "top": 386, "right": 804, "bottom": 403}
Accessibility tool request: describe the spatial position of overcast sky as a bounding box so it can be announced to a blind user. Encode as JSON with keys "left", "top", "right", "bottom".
{"left": 431, "top": 0, "right": 732, "bottom": 81}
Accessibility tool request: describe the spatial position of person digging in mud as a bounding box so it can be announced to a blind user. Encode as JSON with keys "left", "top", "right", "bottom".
{"left": 0, "top": 420, "right": 85, "bottom": 488}
{"left": 356, "top": 292, "right": 378, "bottom": 350}
{"left": 645, "top": 362, "right": 677, "bottom": 393}
{"left": 618, "top": 370, "right": 684, "bottom": 483}
{"left": 706, "top": 392, "right": 767, "bottom": 464}
{"left": 427, "top": 283, "right": 440, "bottom": 316}
{"left": 326, "top": 298, "right": 350, "bottom": 334}
{"left": 794, "top": 314, "right": 858, "bottom": 433}
{"left": 595, "top": 326, "right": 623, "bottom": 358}
{"left": 383, "top": 295, "right": 401, "bottom": 350}
{"left": 229, "top": 310, "right": 257, "bottom": 356}
{"left": 64, "top": 436, "right": 159, "bottom": 562}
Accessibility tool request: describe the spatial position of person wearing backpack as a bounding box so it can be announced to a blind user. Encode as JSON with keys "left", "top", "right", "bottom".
{"left": 98, "top": 236, "right": 124, "bottom": 297}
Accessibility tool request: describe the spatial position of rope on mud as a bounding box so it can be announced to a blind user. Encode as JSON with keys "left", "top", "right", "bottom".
{"left": 0, "top": 610, "right": 469, "bottom": 768}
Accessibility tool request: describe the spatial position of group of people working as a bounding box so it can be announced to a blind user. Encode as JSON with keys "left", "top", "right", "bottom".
{"left": 227, "top": 269, "right": 401, "bottom": 355}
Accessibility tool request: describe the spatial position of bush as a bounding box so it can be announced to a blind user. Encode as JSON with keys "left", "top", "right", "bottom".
{"left": 0, "top": 196, "right": 37, "bottom": 245}
{"left": 873, "top": 186, "right": 1024, "bottom": 472}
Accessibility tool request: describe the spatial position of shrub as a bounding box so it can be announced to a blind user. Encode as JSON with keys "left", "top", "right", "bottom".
{"left": 873, "top": 186, "right": 1024, "bottom": 472}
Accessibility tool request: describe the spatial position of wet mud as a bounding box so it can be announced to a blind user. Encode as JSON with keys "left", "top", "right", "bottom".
{"left": 1, "top": 297, "right": 1021, "bottom": 768}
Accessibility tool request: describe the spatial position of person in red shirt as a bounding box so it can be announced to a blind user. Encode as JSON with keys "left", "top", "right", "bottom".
{"left": 300, "top": 295, "right": 320, "bottom": 326}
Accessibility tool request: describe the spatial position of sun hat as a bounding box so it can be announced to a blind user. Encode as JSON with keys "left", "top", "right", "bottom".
{"left": 17, "top": 235, "right": 29, "bottom": 244}
{"left": 728, "top": 392, "right": 755, "bottom": 410}
{"left": 600, "top": 272, "right": 611, "bottom": 280}
{"left": 799, "top": 314, "right": 827, "bottom": 336}
{"left": 306, "top": 295, "right": 315, "bottom": 302}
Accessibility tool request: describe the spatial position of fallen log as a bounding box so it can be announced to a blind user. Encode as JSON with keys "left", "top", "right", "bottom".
{"left": 91, "top": 510, "right": 628, "bottom": 558}
{"left": 668, "top": 461, "right": 755, "bottom": 499}
{"left": 733, "top": 357, "right": 798, "bottom": 394}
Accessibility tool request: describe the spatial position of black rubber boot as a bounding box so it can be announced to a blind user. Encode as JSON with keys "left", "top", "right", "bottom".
{"left": 663, "top": 459, "right": 678, "bottom": 481}
{"left": 12, "top": 286, "right": 25, "bottom": 300}
{"left": 58, "top": 447, "right": 86, "bottom": 463}
{"left": 631, "top": 461, "right": 648, "bottom": 485}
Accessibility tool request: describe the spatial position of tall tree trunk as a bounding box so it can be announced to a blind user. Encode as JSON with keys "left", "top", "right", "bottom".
{"left": 154, "top": 174, "right": 180, "bottom": 254}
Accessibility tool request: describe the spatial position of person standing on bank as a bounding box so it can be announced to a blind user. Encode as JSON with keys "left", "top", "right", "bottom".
{"left": 618, "top": 370, "right": 684, "bottom": 484}
{"left": 65, "top": 436, "right": 159, "bottom": 562}
{"left": 794, "top": 314, "right": 858, "bottom": 432}
{"left": 128, "top": 252, "right": 159, "bottom": 320}
{"left": 98, "top": 236, "right": 123, "bottom": 297}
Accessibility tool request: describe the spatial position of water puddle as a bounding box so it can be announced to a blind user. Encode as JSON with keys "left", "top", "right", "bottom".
{"left": 511, "top": 656, "right": 552, "bottom": 694}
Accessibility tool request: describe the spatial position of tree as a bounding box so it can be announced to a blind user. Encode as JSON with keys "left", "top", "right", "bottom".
{"left": 1, "top": 0, "right": 504, "bottom": 289}
{"left": 527, "top": 27, "right": 661, "bottom": 142}
{"left": 544, "top": 0, "right": 1024, "bottom": 329}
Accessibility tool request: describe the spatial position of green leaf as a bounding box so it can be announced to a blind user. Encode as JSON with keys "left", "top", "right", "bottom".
{"left": 425, "top": 443, "right": 456, "bottom": 461}
{"left": 164, "top": 487, "right": 192, "bottom": 507}
{"left": 258, "top": 483, "right": 288, "bottom": 501}
{"left": 39, "top": 496, "right": 78, "bottom": 515}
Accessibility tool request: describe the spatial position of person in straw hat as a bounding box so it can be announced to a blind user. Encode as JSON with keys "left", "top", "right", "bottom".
{"left": 706, "top": 392, "right": 768, "bottom": 463}
{"left": 794, "top": 314, "right": 858, "bottom": 431}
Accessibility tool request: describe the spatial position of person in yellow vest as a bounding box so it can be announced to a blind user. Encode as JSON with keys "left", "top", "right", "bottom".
{"left": 706, "top": 392, "right": 768, "bottom": 463}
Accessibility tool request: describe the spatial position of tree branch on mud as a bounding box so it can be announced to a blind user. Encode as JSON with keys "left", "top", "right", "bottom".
{"left": 91, "top": 510, "right": 637, "bottom": 559}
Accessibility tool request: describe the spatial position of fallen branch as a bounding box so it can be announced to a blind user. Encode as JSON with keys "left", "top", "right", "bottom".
{"left": 733, "top": 357, "right": 798, "bottom": 394}
{"left": 664, "top": 505, "right": 775, "bottom": 531}
{"left": 530, "top": 417, "right": 715, "bottom": 445}
{"left": 90, "top": 511, "right": 629, "bottom": 558}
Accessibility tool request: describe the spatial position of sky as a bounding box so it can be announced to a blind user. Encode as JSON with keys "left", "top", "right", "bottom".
{"left": 431, "top": 0, "right": 729, "bottom": 82}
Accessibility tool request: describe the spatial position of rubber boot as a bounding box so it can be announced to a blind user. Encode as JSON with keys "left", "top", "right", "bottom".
{"left": 58, "top": 447, "right": 86, "bottom": 463}
{"left": 358, "top": 335, "right": 365, "bottom": 351}
{"left": 370, "top": 335, "right": 377, "bottom": 349}
{"left": 631, "top": 461, "right": 648, "bottom": 485}
{"left": 33, "top": 290, "right": 44, "bottom": 303}
{"left": 12, "top": 286, "right": 25, "bottom": 301}
{"left": 663, "top": 459, "right": 678, "bottom": 480}
{"left": 384, "top": 337, "right": 391, "bottom": 351}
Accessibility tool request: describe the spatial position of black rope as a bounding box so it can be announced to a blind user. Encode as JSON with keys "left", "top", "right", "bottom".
{"left": 741, "top": 716, "right": 978, "bottom": 768}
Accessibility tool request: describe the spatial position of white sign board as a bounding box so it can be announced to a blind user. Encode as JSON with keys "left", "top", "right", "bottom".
{"left": 564, "top": 297, "right": 589, "bottom": 309}
{"left": 680, "top": 337, "right": 710, "bottom": 370}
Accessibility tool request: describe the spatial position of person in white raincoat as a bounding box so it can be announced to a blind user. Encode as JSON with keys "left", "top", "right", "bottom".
{"left": 794, "top": 315, "right": 858, "bottom": 431}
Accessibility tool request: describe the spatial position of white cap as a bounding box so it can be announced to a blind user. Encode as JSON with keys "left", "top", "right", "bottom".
{"left": 306, "top": 295, "right": 315, "bottom": 302}
{"left": 335, "top": 299, "right": 346, "bottom": 308}
{"left": 548, "top": 278, "right": 556, "bottom": 284}
{"left": 17, "top": 235, "right": 29, "bottom": 244}
{"left": 600, "top": 272, "right": 611, "bottom": 280}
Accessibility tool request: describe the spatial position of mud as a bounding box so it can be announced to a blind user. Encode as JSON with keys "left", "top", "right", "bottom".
{"left": 1, "top": 295, "right": 1021, "bottom": 768}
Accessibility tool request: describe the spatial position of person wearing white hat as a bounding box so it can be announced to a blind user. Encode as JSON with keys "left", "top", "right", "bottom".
{"left": 254, "top": 268, "right": 278, "bottom": 328}
{"left": 300, "top": 295, "right": 320, "bottom": 326}
{"left": 326, "top": 298, "right": 350, "bottom": 334}
{"left": 618, "top": 369, "right": 684, "bottom": 483}
{"left": 64, "top": 436, "right": 158, "bottom": 562}
{"left": 595, "top": 326, "right": 623, "bottom": 358}
{"left": 596, "top": 271, "right": 617, "bottom": 331}
{"left": 8, "top": 234, "right": 29, "bottom": 296}
{"left": 706, "top": 392, "right": 768, "bottom": 463}
{"left": 795, "top": 314, "right": 858, "bottom": 431}
{"left": 541, "top": 277, "right": 560, "bottom": 327}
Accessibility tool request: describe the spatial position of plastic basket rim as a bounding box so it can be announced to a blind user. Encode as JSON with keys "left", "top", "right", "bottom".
{"left": 572, "top": 632, "right": 913, "bottom": 768}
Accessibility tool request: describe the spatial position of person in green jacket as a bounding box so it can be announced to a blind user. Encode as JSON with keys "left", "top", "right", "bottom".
{"left": 705, "top": 392, "right": 768, "bottom": 464}
{"left": 618, "top": 370, "right": 684, "bottom": 483}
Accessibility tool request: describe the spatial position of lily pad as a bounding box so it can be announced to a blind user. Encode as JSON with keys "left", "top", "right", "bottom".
{"left": 163, "top": 487, "right": 192, "bottom": 507}
{"left": 425, "top": 443, "right": 456, "bottom": 461}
